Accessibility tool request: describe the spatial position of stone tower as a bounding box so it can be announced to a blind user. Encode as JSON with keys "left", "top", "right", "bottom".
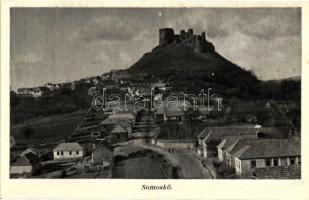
{"left": 159, "top": 28, "right": 175, "bottom": 47}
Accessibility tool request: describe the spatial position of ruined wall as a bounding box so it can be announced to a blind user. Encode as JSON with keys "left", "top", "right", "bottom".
{"left": 159, "top": 28, "right": 215, "bottom": 54}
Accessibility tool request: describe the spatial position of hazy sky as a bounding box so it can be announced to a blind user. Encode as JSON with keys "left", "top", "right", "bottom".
{"left": 10, "top": 8, "right": 301, "bottom": 90}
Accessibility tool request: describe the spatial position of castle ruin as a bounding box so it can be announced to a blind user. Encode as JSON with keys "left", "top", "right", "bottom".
{"left": 158, "top": 28, "right": 215, "bottom": 54}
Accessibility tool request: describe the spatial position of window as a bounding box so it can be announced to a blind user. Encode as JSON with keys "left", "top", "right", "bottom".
{"left": 266, "top": 159, "right": 271, "bottom": 166}
{"left": 251, "top": 160, "right": 256, "bottom": 168}
{"left": 57, "top": 151, "right": 59, "bottom": 155}
{"left": 290, "top": 158, "right": 295, "bottom": 165}
{"left": 273, "top": 159, "right": 278, "bottom": 166}
{"left": 61, "top": 151, "right": 63, "bottom": 155}
{"left": 298, "top": 158, "right": 301, "bottom": 165}
{"left": 76, "top": 151, "right": 79, "bottom": 155}
{"left": 69, "top": 151, "right": 72, "bottom": 155}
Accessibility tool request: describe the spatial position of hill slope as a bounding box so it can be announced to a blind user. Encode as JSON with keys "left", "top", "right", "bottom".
{"left": 129, "top": 41, "right": 258, "bottom": 93}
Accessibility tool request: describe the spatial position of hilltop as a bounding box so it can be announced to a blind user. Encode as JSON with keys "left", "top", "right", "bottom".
{"left": 129, "top": 28, "right": 259, "bottom": 94}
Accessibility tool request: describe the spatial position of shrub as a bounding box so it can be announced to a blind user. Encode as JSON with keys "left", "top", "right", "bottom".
{"left": 21, "top": 125, "right": 34, "bottom": 138}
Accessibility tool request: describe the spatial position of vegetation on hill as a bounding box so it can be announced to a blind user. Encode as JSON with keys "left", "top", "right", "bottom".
{"left": 11, "top": 84, "right": 91, "bottom": 124}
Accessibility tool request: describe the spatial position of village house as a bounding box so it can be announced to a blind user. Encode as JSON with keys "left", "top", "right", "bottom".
{"left": 30, "top": 87, "right": 50, "bottom": 98}
{"left": 252, "top": 165, "right": 301, "bottom": 179}
{"left": 111, "top": 70, "right": 132, "bottom": 80}
{"left": 44, "top": 83, "right": 56, "bottom": 91}
{"left": 109, "top": 124, "right": 129, "bottom": 144}
{"left": 17, "top": 88, "right": 31, "bottom": 96}
{"left": 197, "top": 125, "right": 260, "bottom": 158}
{"left": 60, "top": 82, "right": 75, "bottom": 91}
{"left": 152, "top": 138, "right": 195, "bottom": 149}
{"left": 10, "top": 152, "right": 41, "bottom": 176}
{"left": 128, "top": 78, "right": 159, "bottom": 88}
{"left": 163, "top": 108, "right": 184, "bottom": 123}
{"left": 233, "top": 139, "right": 300, "bottom": 176}
{"left": 100, "top": 80, "right": 119, "bottom": 90}
{"left": 91, "top": 141, "right": 114, "bottom": 168}
{"left": 53, "top": 142, "right": 84, "bottom": 160}
{"left": 151, "top": 81, "right": 168, "bottom": 91}
{"left": 100, "top": 111, "right": 135, "bottom": 131}
{"left": 216, "top": 136, "right": 239, "bottom": 162}
{"left": 20, "top": 147, "right": 41, "bottom": 158}
{"left": 101, "top": 72, "right": 110, "bottom": 80}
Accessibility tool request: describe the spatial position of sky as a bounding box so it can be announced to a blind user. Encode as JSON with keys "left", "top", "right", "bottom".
{"left": 10, "top": 8, "right": 301, "bottom": 90}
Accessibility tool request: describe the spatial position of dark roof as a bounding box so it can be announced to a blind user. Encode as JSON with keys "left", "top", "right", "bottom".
{"left": 216, "top": 136, "right": 239, "bottom": 150}
{"left": 92, "top": 142, "right": 114, "bottom": 163}
{"left": 226, "top": 138, "right": 257, "bottom": 155}
{"left": 20, "top": 147, "right": 40, "bottom": 157}
{"left": 234, "top": 139, "right": 300, "bottom": 159}
{"left": 254, "top": 165, "right": 301, "bottom": 179}
{"left": 198, "top": 125, "right": 260, "bottom": 140}
{"left": 156, "top": 139, "right": 194, "bottom": 143}
{"left": 12, "top": 152, "right": 40, "bottom": 166}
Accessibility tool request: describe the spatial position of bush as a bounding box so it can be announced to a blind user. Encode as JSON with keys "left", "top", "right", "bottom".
{"left": 21, "top": 125, "right": 34, "bottom": 138}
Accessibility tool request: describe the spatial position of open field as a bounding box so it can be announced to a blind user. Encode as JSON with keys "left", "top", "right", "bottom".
{"left": 11, "top": 111, "right": 84, "bottom": 145}
{"left": 113, "top": 147, "right": 176, "bottom": 179}
{"left": 113, "top": 157, "right": 167, "bottom": 179}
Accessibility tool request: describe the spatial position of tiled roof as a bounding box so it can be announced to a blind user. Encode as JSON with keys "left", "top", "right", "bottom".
{"left": 198, "top": 127, "right": 209, "bottom": 139}
{"left": 92, "top": 142, "right": 114, "bottom": 163}
{"left": 217, "top": 136, "right": 239, "bottom": 150}
{"left": 156, "top": 138, "right": 194, "bottom": 143}
{"left": 20, "top": 147, "right": 40, "bottom": 156}
{"left": 54, "top": 142, "right": 83, "bottom": 151}
{"left": 234, "top": 139, "right": 300, "bottom": 159}
{"left": 111, "top": 124, "right": 127, "bottom": 134}
{"left": 226, "top": 138, "right": 257, "bottom": 155}
{"left": 100, "top": 116, "right": 132, "bottom": 125}
{"left": 108, "top": 112, "right": 135, "bottom": 120}
{"left": 254, "top": 165, "right": 301, "bottom": 179}
{"left": 164, "top": 108, "right": 184, "bottom": 117}
{"left": 198, "top": 125, "right": 260, "bottom": 142}
{"left": 12, "top": 152, "right": 40, "bottom": 166}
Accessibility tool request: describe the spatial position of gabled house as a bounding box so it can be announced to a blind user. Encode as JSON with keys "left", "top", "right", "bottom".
{"left": 17, "top": 88, "right": 31, "bottom": 96}
{"left": 216, "top": 136, "right": 239, "bottom": 162}
{"left": 30, "top": 87, "right": 50, "bottom": 97}
{"left": 44, "top": 83, "right": 56, "bottom": 91}
{"left": 109, "top": 124, "right": 128, "bottom": 144}
{"left": 252, "top": 165, "right": 301, "bottom": 179}
{"left": 53, "top": 143, "right": 84, "bottom": 160}
{"left": 91, "top": 141, "right": 114, "bottom": 168}
{"left": 20, "top": 147, "right": 41, "bottom": 158}
{"left": 163, "top": 108, "right": 184, "bottom": 123}
{"left": 233, "top": 139, "right": 301, "bottom": 176}
{"left": 197, "top": 125, "right": 260, "bottom": 158}
{"left": 10, "top": 152, "right": 41, "bottom": 176}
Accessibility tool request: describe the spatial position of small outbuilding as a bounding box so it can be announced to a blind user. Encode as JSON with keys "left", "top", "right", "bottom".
{"left": 10, "top": 152, "right": 41, "bottom": 176}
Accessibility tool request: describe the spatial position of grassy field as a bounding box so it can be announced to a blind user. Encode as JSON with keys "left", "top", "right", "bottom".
{"left": 113, "top": 149, "right": 175, "bottom": 179}
{"left": 10, "top": 110, "right": 84, "bottom": 145}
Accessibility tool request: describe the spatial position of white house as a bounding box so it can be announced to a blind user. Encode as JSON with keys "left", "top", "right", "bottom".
{"left": 233, "top": 139, "right": 301, "bottom": 176}
{"left": 53, "top": 143, "right": 84, "bottom": 160}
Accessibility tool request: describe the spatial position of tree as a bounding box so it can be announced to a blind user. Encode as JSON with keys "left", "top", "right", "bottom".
{"left": 22, "top": 124, "right": 34, "bottom": 138}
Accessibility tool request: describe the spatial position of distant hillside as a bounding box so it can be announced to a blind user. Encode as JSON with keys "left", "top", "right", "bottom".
{"left": 129, "top": 28, "right": 259, "bottom": 93}
{"left": 272, "top": 76, "right": 301, "bottom": 83}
